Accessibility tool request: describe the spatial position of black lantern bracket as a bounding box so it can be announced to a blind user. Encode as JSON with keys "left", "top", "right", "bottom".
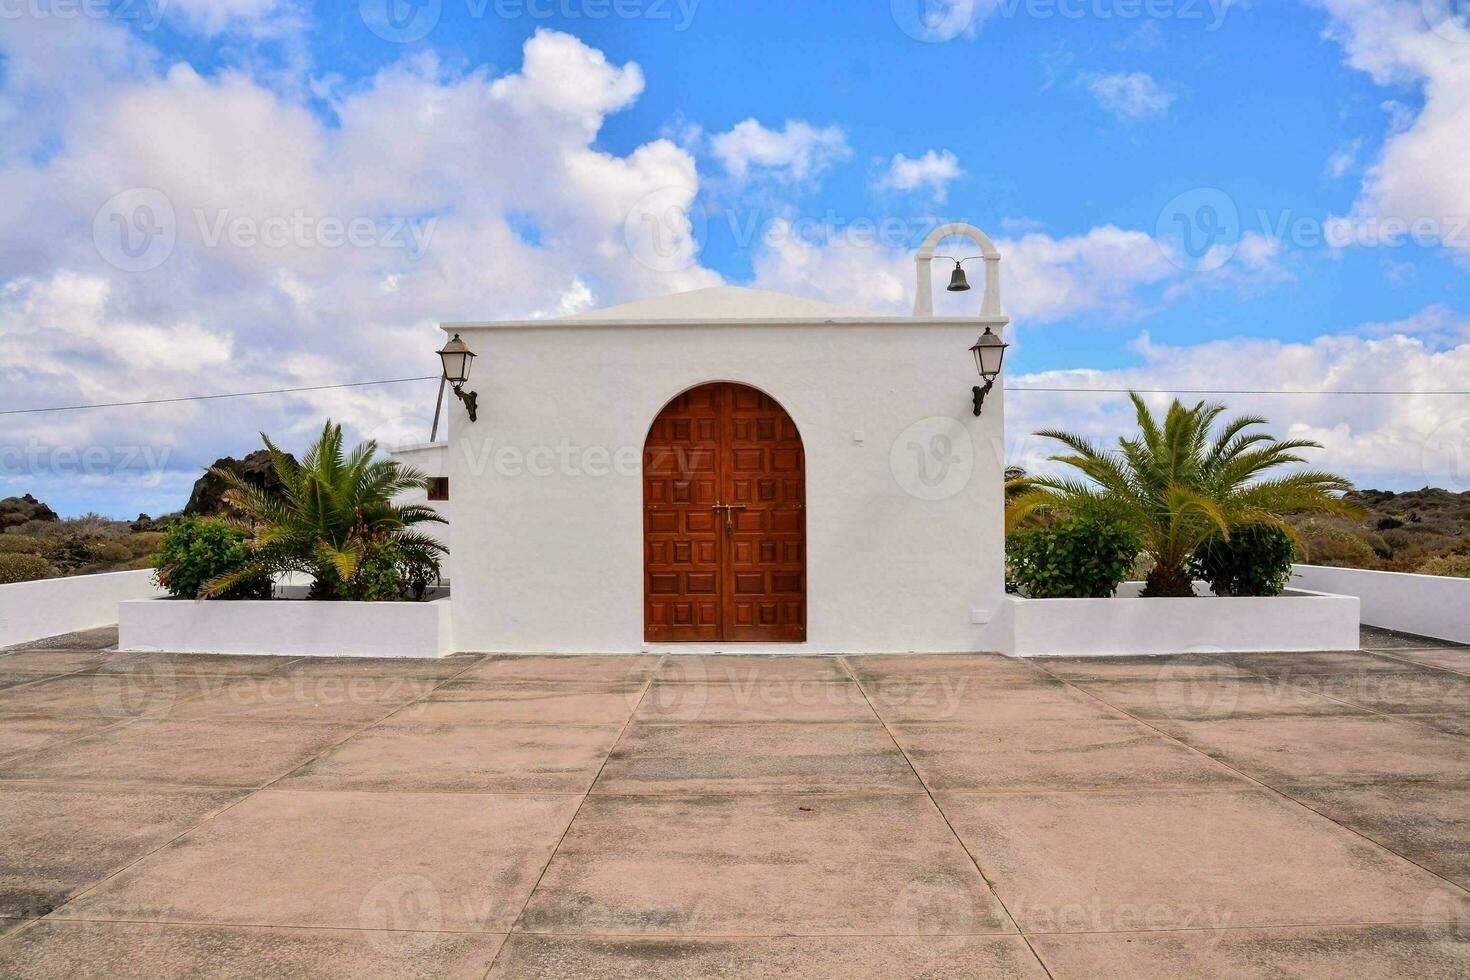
{"left": 972, "top": 379, "right": 995, "bottom": 417}
{"left": 451, "top": 383, "right": 478, "bottom": 423}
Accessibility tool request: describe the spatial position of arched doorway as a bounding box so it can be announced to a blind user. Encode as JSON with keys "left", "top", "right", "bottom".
{"left": 643, "top": 382, "right": 806, "bottom": 642}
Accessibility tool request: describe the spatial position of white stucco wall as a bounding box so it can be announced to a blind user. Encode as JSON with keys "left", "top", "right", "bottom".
{"left": 441, "top": 313, "right": 1009, "bottom": 654}
{"left": 0, "top": 569, "right": 164, "bottom": 648}
{"left": 1290, "top": 564, "right": 1470, "bottom": 644}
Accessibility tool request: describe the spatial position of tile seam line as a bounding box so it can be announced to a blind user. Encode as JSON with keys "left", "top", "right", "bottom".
{"left": 836, "top": 654, "right": 1056, "bottom": 980}
{"left": 18, "top": 652, "right": 493, "bottom": 937}
{"left": 1029, "top": 657, "right": 1470, "bottom": 901}
{"left": 485, "top": 655, "right": 666, "bottom": 979}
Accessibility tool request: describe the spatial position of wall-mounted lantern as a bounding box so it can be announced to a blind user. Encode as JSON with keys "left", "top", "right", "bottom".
{"left": 437, "top": 333, "right": 479, "bottom": 423}
{"left": 969, "top": 326, "right": 1008, "bottom": 416}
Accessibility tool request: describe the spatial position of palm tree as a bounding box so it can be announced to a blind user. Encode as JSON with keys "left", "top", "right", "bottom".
{"left": 1006, "top": 393, "right": 1359, "bottom": 597}
{"left": 202, "top": 421, "right": 447, "bottom": 600}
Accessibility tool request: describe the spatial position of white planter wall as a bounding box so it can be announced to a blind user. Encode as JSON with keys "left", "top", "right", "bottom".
{"left": 0, "top": 570, "right": 164, "bottom": 648}
{"left": 1290, "top": 564, "right": 1470, "bottom": 644}
{"left": 119, "top": 597, "right": 454, "bottom": 658}
{"left": 1005, "top": 588, "right": 1361, "bottom": 658}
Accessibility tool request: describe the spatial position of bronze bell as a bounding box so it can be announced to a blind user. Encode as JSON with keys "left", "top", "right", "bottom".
{"left": 946, "top": 263, "right": 971, "bottom": 292}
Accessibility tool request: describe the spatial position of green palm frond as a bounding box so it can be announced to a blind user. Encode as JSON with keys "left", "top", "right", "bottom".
{"left": 1006, "top": 392, "right": 1356, "bottom": 588}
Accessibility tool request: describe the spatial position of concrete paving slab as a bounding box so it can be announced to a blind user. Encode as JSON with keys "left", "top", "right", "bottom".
{"left": 55, "top": 789, "right": 579, "bottom": 931}
{"left": 940, "top": 787, "right": 1470, "bottom": 933}
{"left": 424, "top": 685, "right": 642, "bottom": 725}
{"left": 162, "top": 673, "right": 435, "bottom": 723}
{"left": 518, "top": 793, "right": 1012, "bottom": 936}
{"left": 0, "top": 650, "right": 112, "bottom": 674}
{"left": 1281, "top": 782, "right": 1470, "bottom": 889}
{"left": 593, "top": 722, "right": 917, "bottom": 795}
{"left": 0, "top": 716, "right": 122, "bottom": 760}
{"left": 0, "top": 719, "right": 362, "bottom": 788}
{"left": 489, "top": 934, "right": 1048, "bottom": 979}
{"left": 863, "top": 677, "right": 1130, "bottom": 725}
{"left": 845, "top": 654, "right": 1050, "bottom": 685}
{"left": 4, "top": 627, "right": 117, "bottom": 651}
{"left": 0, "top": 919, "right": 505, "bottom": 978}
{"left": 1068, "top": 675, "right": 1374, "bottom": 721}
{"left": 890, "top": 719, "right": 1246, "bottom": 792}
{"left": 0, "top": 784, "right": 241, "bottom": 919}
{"left": 634, "top": 680, "right": 878, "bottom": 724}
{"left": 1163, "top": 714, "right": 1470, "bottom": 787}
{"left": 454, "top": 656, "right": 658, "bottom": 686}
{"left": 282, "top": 721, "right": 625, "bottom": 794}
{"left": 1030, "top": 924, "right": 1470, "bottom": 979}
{"left": 1373, "top": 648, "right": 1470, "bottom": 674}
{"left": 655, "top": 655, "right": 850, "bottom": 684}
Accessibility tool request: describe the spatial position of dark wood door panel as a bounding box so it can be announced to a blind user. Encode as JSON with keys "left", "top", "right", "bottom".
{"left": 643, "top": 382, "right": 806, "bottom": 643}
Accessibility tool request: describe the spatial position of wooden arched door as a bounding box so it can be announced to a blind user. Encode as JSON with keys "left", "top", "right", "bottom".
{"left": 643, "top": 382, "right": 806, "bottom": 642}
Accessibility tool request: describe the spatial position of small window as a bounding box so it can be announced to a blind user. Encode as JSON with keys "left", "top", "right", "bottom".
{"left": 428, "top": 477, "right": 449, "bottom": 501}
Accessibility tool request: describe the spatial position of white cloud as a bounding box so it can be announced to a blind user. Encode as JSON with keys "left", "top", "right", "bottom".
{"left": 1325, "top": 138, "right": 1362, "bottom": 178}
{"left": 1007, "top": 316, "right": 1470, "bottom": 490}
{"left": 750, "top": 223, "right": 1193, "bottom": 323}
{"left": 164, "top": 0, "right": 302, "bottom": 35}
{"left": 0, "top": 25, "right": 721, "bottom": 514}
{"left": 1083, "top": 71, "right": 1176, "bottom": 121}
{"left": 1312, "top": 0, "right": 1470, "bottom": 255}
{"left": 872, "top": 150, "right": 963, "bottom": 203}
{"left": 709, "top": 118, "right": 850, "bottom": 184}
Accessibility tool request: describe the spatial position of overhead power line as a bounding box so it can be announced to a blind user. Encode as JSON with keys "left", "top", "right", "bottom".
{"left": 3, "top": 377, "right": 1470, "bottom": 417}
{"left": 1008, "top": 386, "right": 1470, "bottom": 396}
{"left": 0, "top": 376, "right": 440, "bottom": 417}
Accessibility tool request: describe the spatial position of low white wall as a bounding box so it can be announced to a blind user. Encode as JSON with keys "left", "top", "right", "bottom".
{"left": 0, "top": 570, "right": 164, "bottom": 649}
{"left": 119, "top": 596, "right": 453, "bottom": 659}
{"left": 1291, "top": 564, "right": 1470, "bottom": 644}
{"left": 1006, "top": 588, "right": 1360, "bottom": 658}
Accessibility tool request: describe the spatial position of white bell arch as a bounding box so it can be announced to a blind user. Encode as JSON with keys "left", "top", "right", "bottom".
{"left": 913, "top": 222, "right": 1003, "bottom": 318}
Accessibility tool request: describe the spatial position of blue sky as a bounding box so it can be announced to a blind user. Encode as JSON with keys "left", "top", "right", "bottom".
{"left": 2, "top": 0, "right": 1469, "bottom": 517}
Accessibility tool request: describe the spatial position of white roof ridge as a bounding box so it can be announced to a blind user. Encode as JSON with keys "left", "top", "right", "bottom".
{"left": 558, "top": 285, "right": 884, "bottom": 322}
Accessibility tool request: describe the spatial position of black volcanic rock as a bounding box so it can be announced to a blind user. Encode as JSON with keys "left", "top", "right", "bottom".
{"left": 184, "top": 450, "right": 294, "bottom": 516}
{"left": 0, "top": 494, "right": 59, "bottom": 530}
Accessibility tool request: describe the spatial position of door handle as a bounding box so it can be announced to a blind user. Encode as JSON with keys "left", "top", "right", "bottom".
{"left": 711, "top": 502, "right": 747, "bottom": 533}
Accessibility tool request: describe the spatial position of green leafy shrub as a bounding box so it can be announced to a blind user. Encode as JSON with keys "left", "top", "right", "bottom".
{"left": 0, "top": 535, "right": 49, "bottom": 555}
{"left": 1190, "top": 525, "right": 1298, "bottom": 597}
{"left": 1007, "top": 514, "right": 1141, "bottom": 598}
{"left": 1417, "top": 554, "right": 1470, "bottom": 579}
{"left": 203, "top": 421, "right": 445, "bottom": 601}
{"left": 0, "top": 553, "right": 53, "bottom": 584}
{"left": 151, "top": 517, "right": 272, "bottom": 599}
